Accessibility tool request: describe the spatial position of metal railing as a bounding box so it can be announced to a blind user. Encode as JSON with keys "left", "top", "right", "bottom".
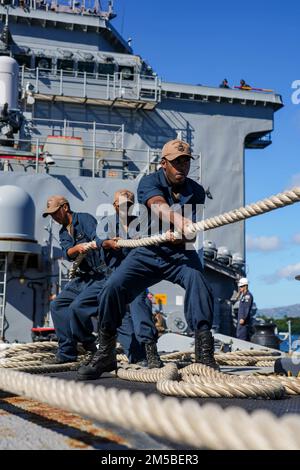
{"left": 9, "top": 0, "right": 113, "bottom": 17}
{"left": 29, "top": 118, "right": 124, "bottom": 151}
{"left": 21, "top": 68, "right": 161, "bottom": 104}
{"left": 1, "top": 135, "right": 201, "bottom": 182}
{"left": 0, "top": 117, "right": 201, "bottom": 180}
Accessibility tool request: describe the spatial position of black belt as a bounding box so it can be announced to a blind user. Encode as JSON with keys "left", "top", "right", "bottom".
{"left": 78, "top": 269, "right": 104, "bottom": 277}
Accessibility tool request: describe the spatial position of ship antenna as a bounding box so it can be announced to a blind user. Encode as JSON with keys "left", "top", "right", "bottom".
{"left": 5, "top": 7, "right": 9, "bottom": 27}
{"left": 108, "top": 0, "right": 114, "bottom": 17}
{"left": 93, "top": 0, "right": 100, "bottom": 13}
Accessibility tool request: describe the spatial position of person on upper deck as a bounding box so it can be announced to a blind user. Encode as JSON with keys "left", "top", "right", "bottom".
{"left": 240, "top": 79, "right": 251, "bottom": 89}
{"left": 219, "top": 78, "right": 230, "bottom": 89}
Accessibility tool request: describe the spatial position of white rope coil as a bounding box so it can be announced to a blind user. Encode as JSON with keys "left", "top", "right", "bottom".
{"left": 117, "top": 363, "right": 178, "bottom": 383}
{"left": 1, "top": 344, "right": 300, "bottom": 448}
{"left": 6, "top": 362, "right": 79, "bottom": 373}
{"left": 117, "top": 363, "right": 285, "bottom": 399}
{"left": 0, "top": 343, "right": 295, "bottom": 399}
{"left": 1, "top": 367, "right": 300, "bottom": 449}
{"left": 254, "top": 375, "right": 300, "bottom": 395}
{"left": 224, "top": 350, "right": 280, "bottom": 357}
{"left": 161, "top": 350, "right": 281, "bottom": 360}
{"left": 0, "top": 341, "right": 57, "bottom": 358}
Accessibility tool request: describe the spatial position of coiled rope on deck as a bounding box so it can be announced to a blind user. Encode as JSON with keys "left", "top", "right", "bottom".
{"left": 1, "top": 366, "right": 300, "bottom": 449}
{"left": 0, "top": 343, "right": 297, "bottom": 399}
{"left": 0, "top": 342, "right": 57, "bottom": 358}
{"left": 0, "top": 343, "right": 281, "bottom": 373}
{"left": 0, "top": 342, "right": 83, "bottom": 372}
{"left": 117, "top": 363, "right": 285, "bottom": 400}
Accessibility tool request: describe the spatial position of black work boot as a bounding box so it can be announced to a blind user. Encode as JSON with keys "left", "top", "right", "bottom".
{"left": 195, "top": 329, "right": 220, "bottom": 371}
{"left": 145, "top": 342, "right": 163, "bottom": 369}
{"left": 76, "top": 329, "right": 117, "bottom": 380}
{"left": 82, "top": 341, "right": 97, "bottom": 354}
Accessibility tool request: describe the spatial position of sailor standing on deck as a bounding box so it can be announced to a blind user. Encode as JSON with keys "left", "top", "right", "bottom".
{"left": 236, "top": 277, "right": 253, "bottom": 341}
{"left": 78, "top": 139, "right": 219, "bottom": 381}
{"left": 96, "top": 189, "right": 159, "bottom": 367}
{"left": 42, "top": 195, "right": 149, "bottom": 364}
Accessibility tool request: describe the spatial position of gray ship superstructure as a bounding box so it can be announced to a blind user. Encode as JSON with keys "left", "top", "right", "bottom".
{"left": 0, "top": 0, "right": 283, "bottom": 342}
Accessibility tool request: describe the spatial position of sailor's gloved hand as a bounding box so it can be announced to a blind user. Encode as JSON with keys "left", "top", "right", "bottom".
{"left": 239, "top": 318, "right": 245, "bottom": 325}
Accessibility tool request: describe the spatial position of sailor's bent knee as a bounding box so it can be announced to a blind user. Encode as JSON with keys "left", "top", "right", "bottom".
{"left": 103, "top": 276, "right": 124, "bottom": 294}
{"left": 50, "top": 298, "right": 58, "bottom": 314}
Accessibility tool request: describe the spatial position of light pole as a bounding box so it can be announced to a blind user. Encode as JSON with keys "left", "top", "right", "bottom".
{"left": 287, "top": 319, "right": 292, "bottom": 354}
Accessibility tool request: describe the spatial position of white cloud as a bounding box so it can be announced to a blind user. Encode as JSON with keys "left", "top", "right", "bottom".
{"left": 292, "top": 233, "right": 300, "bottom": 245}
{"left": 263, "top": 262, "right": 300, "bottom": 284}
{"left": 288, "top": 173, "right": 300, "bottom": 189}
{"left": 246, "top": 235, "right": 282, "bottom": 252}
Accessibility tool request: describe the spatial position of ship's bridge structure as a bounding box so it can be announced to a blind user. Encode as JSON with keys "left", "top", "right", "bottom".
{"left": 0, "top": 1, "right": 283, "bottom": 341}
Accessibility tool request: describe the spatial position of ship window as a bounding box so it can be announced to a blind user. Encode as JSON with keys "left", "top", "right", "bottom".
{"left": 98, "top": 63, "right": 115, "bottom": 76}
{"left": 35, "top": 57, "right": 52, "bottom": 71}
{"left": 119, "top": 66, "right": 134, "bottom": 81}
{"left": 14, "top": 54, "right": 32, "bottom": 69}
{"left": 57, "top": 59, "right": 74, "bottom": 72}
{"left": 77, "top": 61, "right": 95, "bottom": 75}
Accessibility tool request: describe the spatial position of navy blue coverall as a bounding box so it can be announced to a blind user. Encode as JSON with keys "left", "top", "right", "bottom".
{"left": 50, "top": 212, "right": 149, "bottom": 362}
{"left": 97, "top": 168, "right": 214, "bottom": 335}
{"left": 97, "top": 213, "right": 157, "bottom": 346}
{"left": 236, "top": 291, "right": 253, "bottom": 341}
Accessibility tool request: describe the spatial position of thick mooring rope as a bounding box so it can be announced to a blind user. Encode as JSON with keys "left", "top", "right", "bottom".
{"left": 160, "top": 350, "right": 279, "bottom": 367}
{"left": 0, "top": 342, "right": 291, "bottom": 400}
{"left": 68, "top": 187, "right": 300, "bottom": 273}
{"left": 1, "top": 343, "right": 300, "bottom": 448}
{"left": 116, "top": 187, "right": 300, "bottom": 248}
{"left": 0, "top": 345, "right": 285, "bottom": 370}
{"left": 0, "top": 342, "right": 57, "bottom": 358}
{"left": 68, "top": 241, "right": 95, "bottom": 279}
{"left": 1, "top": 366, "right": 300, "bottom": 449}
{"left": 117, "top": 363, "right": 286, "bottom": 399}
{"left": 0, "top": 343, "right": 281, "bottom": 375}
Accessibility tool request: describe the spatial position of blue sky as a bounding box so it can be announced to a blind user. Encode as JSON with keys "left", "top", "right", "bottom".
{"left": 110, "top": 0, "right": 300, "bottom": 309}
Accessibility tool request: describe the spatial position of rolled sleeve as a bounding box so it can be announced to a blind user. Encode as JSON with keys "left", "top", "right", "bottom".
{"left": 59, "top": 234, "right": 74, "bottom": 261}
{"left": 96, "top": 215, "right": 117, "bottom": 248}
{"left": 79, "top": 213, "right": 97, "bottom": 240}
{"left": 78, "top": 213, "right": 104, "bottom": 249}
{"left": 137, "top": 175, "right": 165, "bottom": 205}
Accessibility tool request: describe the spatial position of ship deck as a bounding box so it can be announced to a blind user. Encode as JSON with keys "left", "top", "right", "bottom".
{"left": 49, "top": 368, "right": 300, "bottom": 418}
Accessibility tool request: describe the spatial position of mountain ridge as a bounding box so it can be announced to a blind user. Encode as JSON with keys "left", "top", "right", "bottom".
{"left": 258, "top": 304, "right": 300, "bottom": 319}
